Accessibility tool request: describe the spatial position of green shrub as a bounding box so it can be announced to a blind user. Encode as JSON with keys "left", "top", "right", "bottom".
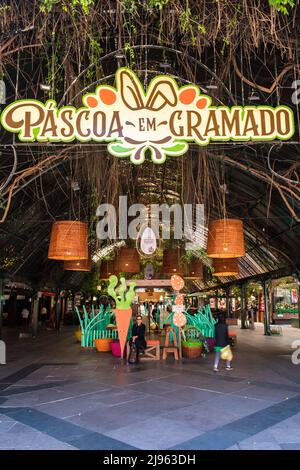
{"left": 182, "top": 340, "right": 203, "bottom": 348}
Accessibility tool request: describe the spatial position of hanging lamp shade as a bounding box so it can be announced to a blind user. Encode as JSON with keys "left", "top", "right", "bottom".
{"left": 116, "top": 248, "right": 140, "bottom": 273}
{"left": 207, "top": 219, "right": 245, "bottom": 258}
{"left": 162, "top": 249, "right": 184, "bottom": 275}
{"left": 213, "top": 258, "right": 239, "bottom": 276}
{"left": 99, "top": 259, "right": 117, "bottom": 279}
{"left": 64, "top": 257, "right": 91, "bottom": 272}
{"left": 184, "top": 259, "right": 203, "bottom": 280}
{"left": 48, "top": 221, "right": 88, "bottom": 260}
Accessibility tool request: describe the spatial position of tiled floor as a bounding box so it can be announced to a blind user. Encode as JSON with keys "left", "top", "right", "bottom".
{"left": 0, "top": 323, "right": 300, "bottom": 450}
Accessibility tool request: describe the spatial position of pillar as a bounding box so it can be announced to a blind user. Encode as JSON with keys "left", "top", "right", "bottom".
{"left": 297, "top": 276, "right": 300, "bottom": 329}
{"left": 55, "top": 291, "right": 62, "bottom": 332}
{"left": 0, "top": 278, "right": 3, "bottom": 340}
{"left": 226, "top": 286, "right": 230, "bottom": 318}
{"left": 31, "top": 292, "right": 40, "bottom": 338}
{"left": 8, "top": 291, "right": 17, "bottom": 327}
{"left": 240, "top": 283, "right": 247, "bottom": 329}
{"left": 263, "top": 280, "right": 271, "bottom": 336}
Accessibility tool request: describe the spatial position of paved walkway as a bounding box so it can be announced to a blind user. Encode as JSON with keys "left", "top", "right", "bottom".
{"left": 0, "top": 323, "right": 300, "bottom": 450}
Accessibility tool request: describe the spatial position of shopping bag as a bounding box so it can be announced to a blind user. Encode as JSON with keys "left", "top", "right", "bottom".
{"left": 128, "top": 342, "right": 138, "bottom": 364}
{"left": 220, "top": 345, "right": 233, "bottom": 361}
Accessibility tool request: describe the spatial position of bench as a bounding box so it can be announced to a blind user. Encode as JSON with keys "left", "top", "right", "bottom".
{"left": 127, "top": 339, "right": 160, "bottom": 361}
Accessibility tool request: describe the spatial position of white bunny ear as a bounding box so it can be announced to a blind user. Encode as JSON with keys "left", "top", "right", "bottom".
{"left": 119, "top": 70, "right": 145, "bottom": 110}
{"left": 146, "top": 79, "right": 177, "bottom": 111}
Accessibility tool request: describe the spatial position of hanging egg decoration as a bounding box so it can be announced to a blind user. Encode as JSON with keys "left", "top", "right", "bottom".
{"left": 140, "top": 227, "right": 157, "bottom": 255}
{"left": 175, "top": 294, "right": 184, "bottom": 305}
{"left": 171, "top": 274, "right": 185, "bottom": 291}
{"left": 144, "top": 263, "right": 154, "bottom": 280}
{"left": 173, "top": 312, "right": 187, "bottom": 328}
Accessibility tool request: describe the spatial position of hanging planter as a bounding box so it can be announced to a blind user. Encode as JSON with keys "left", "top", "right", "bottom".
{"left": 184, "top": 259, "right": 203, "bottom": 279}
{"left": 99, "top": 259, "right": 117, "bottom": 279}
{"left": 48, "top": 221, "right": 88, "bottom": 260}
{"left": 213, "top": 258, "right": 239, "bottom": 276}
{"left": 162, "top": 249, "right": 185, "bottom": 275}
{"left": 115, "top": 248, "right": 140, "bottom": 273}
{"left": 207, "top": 219, "right": 245, "bottom": 258}
{"left": 64, "top": 257, "right": 91, "bottom": 272}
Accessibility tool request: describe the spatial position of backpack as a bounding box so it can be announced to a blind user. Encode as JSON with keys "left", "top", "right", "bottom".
{"left": 128, "top": 342, "right": 138, "bottom": 364}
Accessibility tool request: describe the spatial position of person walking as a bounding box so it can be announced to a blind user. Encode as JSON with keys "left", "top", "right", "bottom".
{"left": 213, "top": 313, "right": 233, "bottom": 372}
{"left": 40, "top": 306, "right": 48, "bottom": 326}
{"left": 21, "top": 306, "right": 30, "bottom": 329}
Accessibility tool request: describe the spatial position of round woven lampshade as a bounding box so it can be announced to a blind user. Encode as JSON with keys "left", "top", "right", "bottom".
{"left": 100, "top": 259, "right": 117, "bottom": 279}
{"left": 162, "top": 249, "right": 184, "bottom": 275}
{"left": 213, "top": 258, "right": 239, "bottom": 276}
{"left": 184, "top": 259, "right": 203, "bottom": 280}
{"left": 64, "top": 258, "right": 91, "bottom": 272}
{"left": 48, "top": 221, "right": 88, "bottom": 260}
{"left": 115, "top": 248, "right": 140, "bottom": 273}
{"left": 207, "top": 219, "right": 245, "bottom": 258}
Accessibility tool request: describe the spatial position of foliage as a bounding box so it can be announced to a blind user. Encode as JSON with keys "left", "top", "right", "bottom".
{"left": 81, "top": 269, "right": 100, "bottom": 295}
{"left": 40, "top": 0, "right": 95, "bottom": 14}
{"left": 268, "top": 0, "right": 295, "bottom": 15}
{"left": 107, "top": 275, "right": 136, "bottom": 309}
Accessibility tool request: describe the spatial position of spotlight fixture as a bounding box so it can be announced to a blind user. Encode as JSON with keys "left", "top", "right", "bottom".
{"left": 115, "top": 52, "right": 125, "bottom": 60}
{"left": 40, "top": 83, "right": 51, "bottom": 91}
{"left": 71, "top": 180, "right": 80, "bottom": 191}
{"left": 159, "top": 62, "right": 171, "bottom": 69}
{"left": 248, "top": 91, "right": 260, "bottom": 101}
{"left": 206, "top": 79, "right": 218, "bottom": 90}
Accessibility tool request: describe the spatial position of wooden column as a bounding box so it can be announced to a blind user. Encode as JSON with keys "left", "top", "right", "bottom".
{"left": 31, "top": 292, "right": 40, "bottom": 338}
{"left": 240, "top": 283, "right": 247, "bottom": 329}
{"left": 226, "top": 286, "right": 230, "bottom": 318}
{"left": 263, "top": 280, "right": 271, "bottom": 336}
{"left": 55, "top": 291, "right": 62, "bottom": 332}
{"left": 297, "top": 275, "right": 300, "bottom": 329}
{"left": 0, "top": 278, "right": 3, "bottom": 340}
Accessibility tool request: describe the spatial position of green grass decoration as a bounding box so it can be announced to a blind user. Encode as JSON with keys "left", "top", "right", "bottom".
{"left": 107, "top": 275, "right": 136, "bottom": 309}
{"left": 75, "top": 304, "right": 118, "bottom": 348}
{"left": 184, "top": 304, "right": 216, "bottom": 338}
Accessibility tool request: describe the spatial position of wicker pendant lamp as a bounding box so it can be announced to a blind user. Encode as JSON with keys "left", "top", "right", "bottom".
{"left": 207, "top": 219, "right": 245, "bottom": 258}
{"left": 48, "top": 221, "right": 88, "bottom": 260}
{"left": 115, "top": 248, "right": 140, "bottom": 273}
{"left": 213, "top": 258, "right": 239, "bottom": 276}
{"left": 162, "top": 248, "right": 184, "bottom": 275}
{"left": 64, "top": 257, "right": 91, "bottom": 272}
{"left": 184, "top": 259, "right": 203, "bottom": 280}
{"left": 99, "top": 259, "right": 117, "bottom": 279}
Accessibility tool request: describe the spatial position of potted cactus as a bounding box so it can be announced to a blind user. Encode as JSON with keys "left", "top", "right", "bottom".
{"left": 107, "top": 275, "right": 136, "bottom": 358}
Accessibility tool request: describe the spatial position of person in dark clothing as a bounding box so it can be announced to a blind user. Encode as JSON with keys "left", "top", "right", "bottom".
{"left": 129, "top": 315, "right": 147, "bottom": 359}
{"left": 213, "top": 314, "right": 233, "bottom": 372}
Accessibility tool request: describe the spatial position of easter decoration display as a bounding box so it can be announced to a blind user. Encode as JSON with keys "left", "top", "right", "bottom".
{"left": 171, "top": 274, "right": 186, "bottom": 359}
{"left": 107, "top": 275, "right": 136, "bottom": 358}
{"left": 74, "top": 304, "right": 116, "bottom": 349}
{"left": 184, "top": 304, "right": 217, "bottom": 352}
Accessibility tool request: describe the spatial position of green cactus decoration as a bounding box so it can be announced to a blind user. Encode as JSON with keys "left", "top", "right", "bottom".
{"left": 107, "top": 275, "right": 136, "bottom": 309}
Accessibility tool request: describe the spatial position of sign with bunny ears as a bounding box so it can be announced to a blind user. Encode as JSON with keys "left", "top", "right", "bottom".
{"left": 1, "top": 68, "right": 294, "bottom": 165}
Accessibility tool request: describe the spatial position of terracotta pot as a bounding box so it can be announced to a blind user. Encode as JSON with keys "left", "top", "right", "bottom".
{"left": 94, "top": 338, "right": 112, "bottom": 352}
{"left": 75, "top": 330, "right": 81, "bottom": 343}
